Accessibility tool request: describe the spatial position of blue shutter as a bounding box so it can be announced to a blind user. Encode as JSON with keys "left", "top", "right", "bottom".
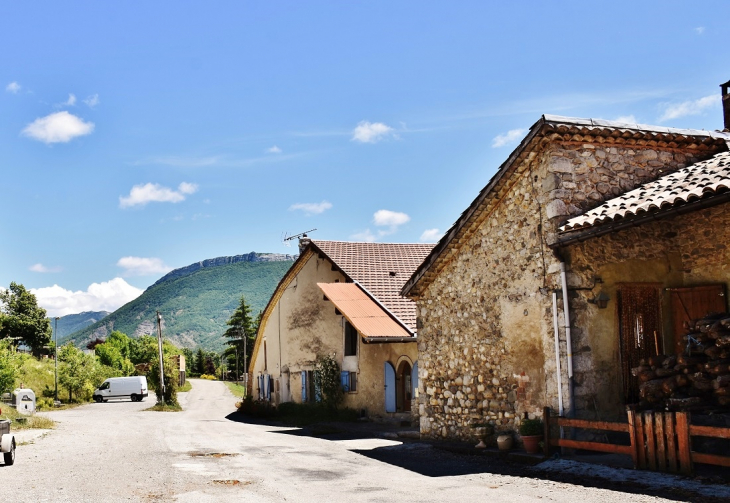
{"left": 341, "top": 371, "right": 350, "bottom": 392}
{"left": 267, "top": 376, "right": 273, "bottom": 400}
{"left": 301, "top": 371, "right": 307, "bottom": 403}
{"left": 257, "top": 375, "right": 263, "bottom": 400}
{"left": 411, "top": 361, "right": 419, "bottom": 396}
{"left": 384, "top": 362, "right": 396, "bottom": 412}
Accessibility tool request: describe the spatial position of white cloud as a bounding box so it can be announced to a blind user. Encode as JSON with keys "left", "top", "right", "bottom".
{"left": 31, "top": 278, "right": 143, "bottom": 317}
{"left": 267, "top": 145, "right": 282, "bottom": 154}
{"left": 350, "top": 229, "right": 377, "bottom": 242}
{"left": 658, "top": 94, "right": 718, "bottom": 122}
{"left": 6, "top": 81, "right": 21, "bottom": 94}
{"left": 614, "top": 115, "right": 637, "bottom": 124}
{"left": 116, "top": 256, "right": 173, "bottom": 277}
{"left": 119, "top": 182, "right": 199, "bottom": 208}
{"left": 695, "top": 27, "right": 705, "bottom": 35}
{"left": 373, "top": 209, "right": 410, "bottom": 227}
{"left": 352, "top": 121, "right": 395, "bottom": 143}
{"left": 84, "top": 94, "right": 100, "bottom": 108}
{"left": 419, "top": 228, "right": 442, "bottom": 242}
{"left": 29, "top": 263, "right": 62, "bottom": 273}
{"left": 57, "top": 93, "right": 76, "bottom": 107}
{"left": 289, "top": 200, "right": 332, "bottom": 216}
{"left": 21, "top": 111, "right": 95, "bottom": 144}
{"left": 492, "top": 128, "right": 526, "bottom": 148}
{"left": 372, "top": 209, "right": 411, "bottom": 237}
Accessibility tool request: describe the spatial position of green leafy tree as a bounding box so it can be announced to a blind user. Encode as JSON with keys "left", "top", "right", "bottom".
{"left": 0, "top": 282, "right": 52, "bottom": 356}
{"left": 58, "top": 344, "right": 97, "bottom": 402}
{"left": 0, "top": 339, "right": 20, "bottom": 395}
{"left": 223, "top": 296, "right": 258, "bottom": 366}
{"left": 313, "top": 354, "right": 343, "bottom": 410}
{"left": 147, "top": 354, "right": 179, "bottom": 406}
{"left": 95, "top": 331, "right": 134, "bottom": 375}
{"left": 195, "top": 348, "right": 205, "bottom": 375}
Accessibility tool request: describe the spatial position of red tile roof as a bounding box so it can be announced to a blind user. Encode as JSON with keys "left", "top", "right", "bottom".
{"left": 561, "top": 151, "right": 730, "bottom": 233}
{"left": 317, "top": 283, "right": 412, "bottom": 338}
{"left": 311, "top": 241, "right": 433, "bottom": 332}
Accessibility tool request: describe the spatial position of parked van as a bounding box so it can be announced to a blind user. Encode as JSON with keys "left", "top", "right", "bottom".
{"left": 93, "top": 376, "right": 148, "bottom": 403}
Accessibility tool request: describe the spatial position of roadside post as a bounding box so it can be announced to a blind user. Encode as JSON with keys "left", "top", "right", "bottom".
{"left": 156, "top": 311, "right": 165, "bottom": 405}
{"left": 54, "top": 317, "right": 59, "bottom": 403}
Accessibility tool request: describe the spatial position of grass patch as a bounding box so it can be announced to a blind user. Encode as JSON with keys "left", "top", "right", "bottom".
{"left": 225, "top": 381, "right": 246, "bottom": 398}
{"left": 179, "top": 380, "right": 192, "bottom": 392}
{"left": 145, "top": 402, "right": 183, "bottom": 412}
{"left": 0, "top": 406, "right": 55, "bottom": 430}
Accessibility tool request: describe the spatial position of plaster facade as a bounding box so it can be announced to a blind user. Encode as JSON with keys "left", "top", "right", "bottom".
{"left": 250, "top": 249, "right": 418, "bottom": 417}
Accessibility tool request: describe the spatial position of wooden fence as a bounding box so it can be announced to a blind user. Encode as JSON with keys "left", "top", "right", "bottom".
{"left": 543, "top": 407, "right": 730, "bottom": 475}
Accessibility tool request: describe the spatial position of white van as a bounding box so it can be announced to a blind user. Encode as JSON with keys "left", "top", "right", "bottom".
{"left": 93, "top": 376, "right": 148, "bottom": 403}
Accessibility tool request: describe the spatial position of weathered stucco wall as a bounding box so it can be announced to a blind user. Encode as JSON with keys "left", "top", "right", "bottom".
{"left": 414, "top": 137, "right": 723, "bottom": 441}
{"left": 251, "top": 252, "right": 418, "bottom": 416}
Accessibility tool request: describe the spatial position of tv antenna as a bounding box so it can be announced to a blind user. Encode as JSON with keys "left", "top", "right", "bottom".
{"left": 282, "top": 229, "right": 316, "bottom": 247}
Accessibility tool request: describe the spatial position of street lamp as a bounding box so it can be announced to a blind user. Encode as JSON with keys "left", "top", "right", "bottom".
{"left": 54, "top": 317, "right": 59, "bottom": 402}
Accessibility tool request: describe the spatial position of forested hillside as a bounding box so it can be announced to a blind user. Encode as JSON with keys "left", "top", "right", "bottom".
{"left": 51, "top": 311, "right": 110, "bottom": 339}
{"left": 62, "top": 256, "right": 293, "bottom": 351}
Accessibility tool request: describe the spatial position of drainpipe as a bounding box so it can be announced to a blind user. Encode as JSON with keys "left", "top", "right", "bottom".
{"left": 559, "top": 262, "right": 576, "bottom": 418}
{"left": 551, "top": 292, "right": 564, "bottom": 418}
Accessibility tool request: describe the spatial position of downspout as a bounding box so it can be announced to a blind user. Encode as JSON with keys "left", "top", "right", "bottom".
{"left": 559, "top": 261, "right": 576, "bottom": 419}
{"left": 551, "top": 292, "right": 564, "bottom": 418}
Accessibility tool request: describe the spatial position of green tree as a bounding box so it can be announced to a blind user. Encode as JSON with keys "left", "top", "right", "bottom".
{"left": 313, "top": 354, "right": 343, "bottom": 410}
{"left": 95, "top": 331, "right": 134, "bottom": 375}
{"left": 223, "top": 296, "right": 258, "bottom": 367}
{"left": 58, "top": 344, "right": 97, "bottom": 401}
{"left": 0, "top": 282, "right": 52, "bottom": 356}
{"left": 0, "top": 339, "right": 20, "bottom": 395}
{"left": 147, "top": 354, "right": 179, "bottom": 406}
{"left": 195, "top": 347, "right": 205, "bottom": 375}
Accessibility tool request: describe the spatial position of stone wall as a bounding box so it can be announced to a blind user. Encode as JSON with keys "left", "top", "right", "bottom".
{"left": 414, "top": 138, "right": 726, "bottom": 441}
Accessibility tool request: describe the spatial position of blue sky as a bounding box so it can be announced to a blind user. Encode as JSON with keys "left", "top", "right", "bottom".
{"left": 2, "top": 1, "right": 729, "bottom": 316}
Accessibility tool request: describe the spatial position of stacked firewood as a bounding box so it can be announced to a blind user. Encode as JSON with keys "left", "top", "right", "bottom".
{"left": 632, "top": 313, "right": 730, "bottom": 411}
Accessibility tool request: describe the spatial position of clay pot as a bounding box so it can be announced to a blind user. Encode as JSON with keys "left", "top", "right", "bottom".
{"left": 496, "top": 434, "right": 513, "bottom": 451}
{"left": 521, "top": 435, "right": 542, "bottom": 454}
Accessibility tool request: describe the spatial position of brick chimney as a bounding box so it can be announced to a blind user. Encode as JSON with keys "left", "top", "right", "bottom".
{"left": 298, "top": 234, "right": 311, "bottom": 255}
{"left": 722, "top": 80, "right": 730, "bottom": 131}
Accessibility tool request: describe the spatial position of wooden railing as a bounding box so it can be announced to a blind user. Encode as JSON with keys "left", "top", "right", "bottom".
{"left": 543, "top": 407, "right": 730, "bottom": 475}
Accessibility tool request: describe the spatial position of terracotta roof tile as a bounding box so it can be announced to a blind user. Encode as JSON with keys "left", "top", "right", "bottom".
{"left": 561, "top": 151, "right": 730, "bottom": 232}
{"left": 311, "top": 241, "right": 433, "bottom": 331}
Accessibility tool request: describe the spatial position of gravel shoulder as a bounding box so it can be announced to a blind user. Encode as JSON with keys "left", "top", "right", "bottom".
{"left": 1, "top": 380, "right": 726, "bottom": 502}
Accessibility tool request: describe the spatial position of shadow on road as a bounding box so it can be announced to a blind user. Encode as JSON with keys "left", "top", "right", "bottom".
{"left": 225, "top": 411, "right": 729, "bottom": 503}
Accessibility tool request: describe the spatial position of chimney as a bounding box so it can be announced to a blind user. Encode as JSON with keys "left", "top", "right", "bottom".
{"left": 298, "top": 234, "right": 311, "bottom": 255}
{"left": 722, "top": 80, "right": 730, "bottom": 131}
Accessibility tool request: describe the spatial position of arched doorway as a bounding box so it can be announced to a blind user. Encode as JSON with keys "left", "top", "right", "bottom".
{"left": 396, "top": 360, "right": 412, "bottom": 412}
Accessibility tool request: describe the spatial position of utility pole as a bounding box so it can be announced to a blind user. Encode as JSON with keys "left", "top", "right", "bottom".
{"left": 156, "top": 311, "right": 165, "bottom": 405}
{"left": 54, "top": 317, "right": 59, "bottom": 402}
{"left": 235, "top": 347, "right": 239, "bottom": 383}
{"left": 243, "top": 331, "right": 247, "bottom": 396}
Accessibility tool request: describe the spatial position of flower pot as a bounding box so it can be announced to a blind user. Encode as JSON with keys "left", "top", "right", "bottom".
{"left": 521, "top": 435, "right": 542, "bottom": 454}
{"left": 496, "top": 434, "right": 513, "bottom": 451}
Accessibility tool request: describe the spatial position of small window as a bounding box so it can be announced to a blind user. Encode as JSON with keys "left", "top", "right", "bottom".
{"left": 344, "top": 321, "right": 358, "bottom": 356}
{"left": 341, "top": 371, "right": 357, "bottom": 393}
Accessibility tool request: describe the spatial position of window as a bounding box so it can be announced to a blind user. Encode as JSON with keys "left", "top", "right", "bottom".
{"left": 341, "top": 371, "right": 357, "bottom": 393}
{"left": 344, "top": 321, "right": 358, "bottom": 356}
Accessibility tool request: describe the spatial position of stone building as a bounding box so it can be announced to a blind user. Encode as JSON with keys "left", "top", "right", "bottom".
{"left": 249, "top": 239, "right": 433, "bottom": 419}
{"left": 401, "top": 113, "right": 730, "bottom": 441}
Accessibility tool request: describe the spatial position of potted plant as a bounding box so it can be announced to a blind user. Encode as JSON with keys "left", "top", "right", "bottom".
{"left": 519, "top": 418, "right": 544, "bottom": 454}
{"left": 471, "top": 421, "right": 494, "bottom": 449}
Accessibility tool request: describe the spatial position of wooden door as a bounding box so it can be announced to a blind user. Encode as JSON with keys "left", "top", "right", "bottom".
{"left": 669, "top": 285, "right": 726, "bottom": 355}
{"left": 618, "top": 284, "right": 663, "bottom": 404}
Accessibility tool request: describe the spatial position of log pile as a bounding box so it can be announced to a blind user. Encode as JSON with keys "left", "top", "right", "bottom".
{"left": 633, "top": 313, "right": 730, "bottom": 411}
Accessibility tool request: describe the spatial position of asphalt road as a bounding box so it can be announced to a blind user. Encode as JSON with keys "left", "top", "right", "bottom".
{"left": 0, "top": 380, "right": 715, "bottom": 502}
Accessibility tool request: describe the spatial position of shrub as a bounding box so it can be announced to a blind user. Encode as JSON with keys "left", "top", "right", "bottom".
{"left": 519, "top": 418, "right": 544, "bottom": 436}
{"left": 313, "top": 354, "right": 343, "bottom": 410}
{"left": 199, "top": 374, "right": 216, "bottom": 380}
{"left": 237, "top": 396, "right": 276, "bottom": 418}
{"left": 147, "top": 355, "right": 179, "bottom": 406}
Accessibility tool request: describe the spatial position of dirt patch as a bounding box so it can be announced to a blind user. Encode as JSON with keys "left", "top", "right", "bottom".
{"left": 212, "top": 479, "right": 250, "bottom": 486}
{"left": 188, "top": 451, "right": 239, "bottom": 458}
